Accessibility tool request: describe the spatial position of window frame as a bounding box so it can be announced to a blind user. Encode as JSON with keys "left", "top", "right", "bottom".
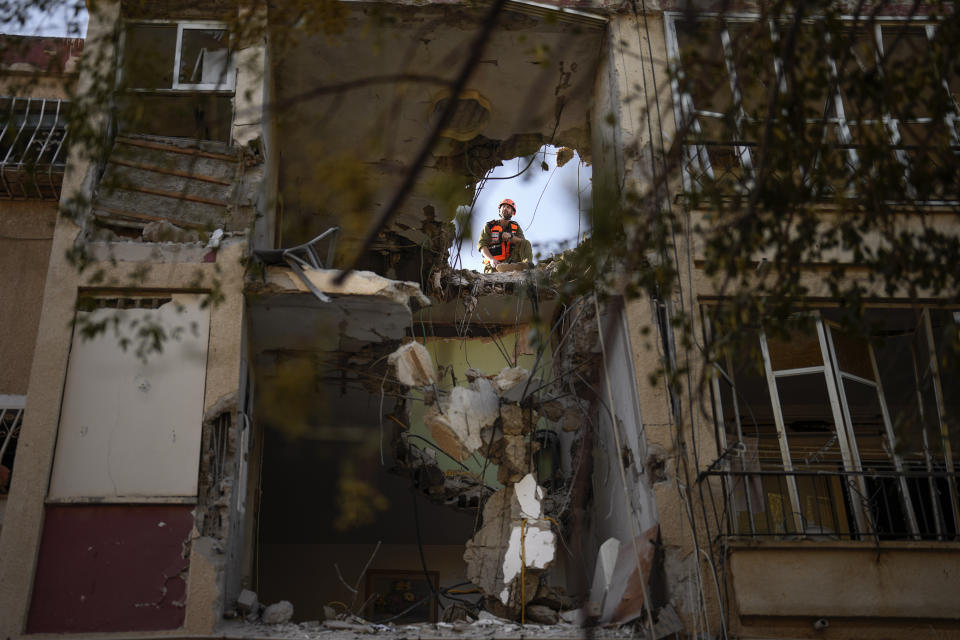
{"left": 118, "top": 20, "right": 235, "bottom": 93}
{"left": 664, "top": 12, "right": 960, "bottom": 204}
{"left": 707, "top": 308, "right": 960, "bottom": 540}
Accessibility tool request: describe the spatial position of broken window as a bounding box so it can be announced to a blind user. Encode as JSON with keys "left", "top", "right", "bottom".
{"left": 121, "top": 22, "right": 233, "bottom": 91}
{"left": 116, "top": 21, "right": 234, "bottom": 141}
{"left": 667, "top": 15, "right": 960, "bottom": 201}
{"left": 709, "top": 308, "right": 960, "bottom": 540}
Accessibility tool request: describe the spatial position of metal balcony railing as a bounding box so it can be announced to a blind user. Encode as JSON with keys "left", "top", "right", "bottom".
{"left": 681, "top": 138, "right": 960, "bottom": 204}
{"left": 0, "top": 97, "right": 69, "bottom": 200}
{"left": 702, "top": 467, "right": 960, "bottom": 542}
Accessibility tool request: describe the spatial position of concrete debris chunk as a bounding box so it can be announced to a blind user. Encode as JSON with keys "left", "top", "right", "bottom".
{"left": 236, "top": 588, "right": 258, "bottom": 615}
{"left": 587, "top": 537, "right": 620, "bottom": 617}
{"left": 604, "top": 524, "right": 659, "bottom": 624}
{"left": 388, "top": 341, "right": 436, "bottom": 387}
{"left": 540, "top": 399, "right": 565, "bottom": 421}
{"left": 464, "top": 474, "right": 556, "bottom": 611}
{"left": 531, "top": 583, "right": 575, "bottom": 611}
{"left": 464, "top": 368, "right": 487, "bottom": 382}
{"left": 475, "top": 610, "right": 513, "bottom": 625}
{"left": 494, "top": 367, "right": 530, "bottom": 401}
{"left": 323, "top": 620, "right": 371, "bottom": 632}
{"left": 515, "top": 471, "right": 543, "bottom": 519}
{"left": 525, "top": 604, "right": 559, "bottom": 625}
{"left": 424, "top": 405, "right": 469, "bottom": 461}
{"left": 262, "top": 600, "right": 294, "bottom": 624}
{"left": 142, "top": 219, "right": 200, "bottom": 243}
{"left": 559, "top": 608, "right": 585, "bottom": 625}
{"left": 500, "top": 519, "right": 554, "bottom": 604}
{"left": 562, "top": 406, "right": 583, "bottom": 432}
{"left": 427, "top": 378, "right": 499, "bottom": 461}
{"left": 500, "top": 435, "right": 530, "bottom": 483}
{"left": 491, "top": 435, "right": 539, "bottom": 485}
{"left": 500, "top": 404, "right": 535, "bottom": 436}
{"left": 652, "top": 604, "right": 684, "bottom": 639}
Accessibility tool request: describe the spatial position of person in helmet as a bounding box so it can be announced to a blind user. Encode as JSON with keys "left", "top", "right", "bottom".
{"left": 478, "top": 198, "right": 533, "bottom": 272}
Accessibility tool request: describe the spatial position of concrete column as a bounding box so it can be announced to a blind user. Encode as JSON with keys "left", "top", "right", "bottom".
{"left": 0, "top": 2, "right": 121, "bottom": 634}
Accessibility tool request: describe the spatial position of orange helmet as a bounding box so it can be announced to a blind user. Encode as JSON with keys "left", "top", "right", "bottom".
{"left": 499, "top": 198, "right": 516, "bottom": 212}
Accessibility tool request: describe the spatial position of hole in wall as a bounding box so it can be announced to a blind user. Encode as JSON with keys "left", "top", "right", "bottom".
{"left": 450, "top": 144, "right": 592, "bottom": 272}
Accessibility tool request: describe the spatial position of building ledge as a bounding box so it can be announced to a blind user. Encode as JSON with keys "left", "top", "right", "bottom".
{"left": 729, "top": 539, "right": 960, "bottom": 620}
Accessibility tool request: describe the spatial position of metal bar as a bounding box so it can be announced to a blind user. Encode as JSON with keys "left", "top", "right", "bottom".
{"left": 20, "top": 98, "right": 47, "bottom": 199}
{"left": 819, "top": 320, "right": 870, "bottom": 536}
{"left": 283, "top": 256, "right": 331, "bottom": 303}
{"left": 104, "top": 183, "right": 230, "bottom": 207}
{"left": 0, "top": 407, "right": 23, "bottom": 464}
{"left": 704, "top": 469, "right": 960, "bottom": 479}
{"left": 35, "top": 99, "right": 62, "bottom": 199}
{"left": 117, "top": 136, "right": 238, "bottom": 162}
{"left": 704, "top": 315, "right": 739, "bottom": 534}
{"left": 109, "top": 157, "right": 234, "bottom": 185}
{"left": 726, "top": 353, "right": 757, "bottom": 534}
{"left": 719, "top": 25, "right": 754, "bottom": 176}
{"left": 759, "top": 330, "right": 803, "bottom": 532}
{"left": 911, "top": 336, "right": 946, "bottom": 539}
{"left": 869, "top": 342, "right": 921, "bottom": 538}
{"left": 0, "top": 97, "right": 25, "bottom": 198}
{"left": 772, "top": 366, "right": 827, "bottom": 378}
{"left": 922, "top": 309, "right": 960, "bottom": 533}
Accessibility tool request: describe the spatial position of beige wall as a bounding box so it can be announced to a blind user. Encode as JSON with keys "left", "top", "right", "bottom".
{"left": 730, "top": 541, "right": 960, "bottom": 638}
{"left": 0, "top": 74, "right": 76, "bottom": 99}
{"left": 0, "top": 201, "right": 56, "bottom": 396}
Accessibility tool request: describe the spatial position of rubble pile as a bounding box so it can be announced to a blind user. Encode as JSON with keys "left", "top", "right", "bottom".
{"left": 388, "top": 343, "right": 594, "bottom": 623}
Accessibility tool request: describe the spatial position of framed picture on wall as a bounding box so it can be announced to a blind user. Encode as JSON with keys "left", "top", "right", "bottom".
{"left": 365, "top": 569, "right": 439, "bottom": 623}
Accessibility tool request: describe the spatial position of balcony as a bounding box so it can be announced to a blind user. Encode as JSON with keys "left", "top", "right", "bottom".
{"left": 0, "top": 97, "right": 69, "bottom": 200}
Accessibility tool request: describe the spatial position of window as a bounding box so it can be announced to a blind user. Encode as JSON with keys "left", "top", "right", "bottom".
{"left": 120, "top": 22, "right": 234, "bottom": 91}
{"left": 708, "top": 309, "right": 960, "bottom": 540}
{"left": 666, "top": 15, "right": 960, "bottom": 202}
{"left": 116, "top": 22, "right": 235, "bottom": 141}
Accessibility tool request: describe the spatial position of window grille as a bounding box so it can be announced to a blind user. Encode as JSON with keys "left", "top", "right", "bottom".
{"left": 0, "top": 397, "right": 25, "bottom": 495}
{"left": 0, "top": 97, "right": 69, "bottom": 200}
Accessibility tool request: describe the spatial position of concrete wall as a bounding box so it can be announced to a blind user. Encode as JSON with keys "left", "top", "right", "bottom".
{"left": 730, "top": 541, "right": 960, "bottom": 638}
{"left": 0, "top": 201, "right": 56, "bottom": 396}
{"left": 730, "top": 541, "right": 960, "bottom": 620}
{"left": 588, "top": 303, "right": 659, "bottom": 569}
{"left": 0, "top": 4, "right": 256, "bottom": 635}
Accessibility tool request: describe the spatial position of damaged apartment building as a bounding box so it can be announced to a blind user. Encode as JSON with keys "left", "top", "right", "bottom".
{"left": 0, "top": 0, "right": 959, "bottom": 639}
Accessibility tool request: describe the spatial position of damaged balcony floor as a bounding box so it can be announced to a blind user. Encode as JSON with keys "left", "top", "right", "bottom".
{"left": 220, "top": 617, "right": 648, "bottom": 640}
